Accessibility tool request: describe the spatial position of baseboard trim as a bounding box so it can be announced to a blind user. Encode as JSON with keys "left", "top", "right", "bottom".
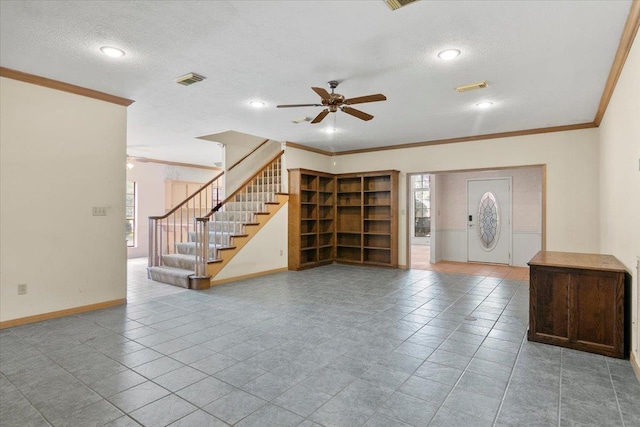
{"left": 631, "top": 351, "right": 640, "bottom": 383}
{"left": 211, "top": 268, "right": 287, "bottom": 286}
{"left": 0, "top": 298, "right": 126, "bottom": 329}
{"left": 398, "top": 264, "right": 408, "bottom": 269}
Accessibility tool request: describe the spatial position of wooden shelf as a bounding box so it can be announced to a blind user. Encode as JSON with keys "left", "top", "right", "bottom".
{"left": 289, "top": 168, "right": 398, "bottom": 270}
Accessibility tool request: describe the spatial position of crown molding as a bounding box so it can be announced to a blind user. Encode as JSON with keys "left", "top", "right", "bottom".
{"left": 127, "top": 156, "right": 221, "bottom": 171}
{"left": 325, "top": 122, "right": 596, "bottom": 156}
{"left": 594, "top": 0, "right": 640, "bottom": 126}
{"left": 0, "top": 67, "right": 134, "bottom": 107}
{"left": 285, "top": 141, "right": 334, "bottom": 156}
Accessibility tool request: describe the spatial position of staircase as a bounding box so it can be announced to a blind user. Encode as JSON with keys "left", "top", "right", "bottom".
{"left": 147, "top": 148, "right": 286, "bottom": 289}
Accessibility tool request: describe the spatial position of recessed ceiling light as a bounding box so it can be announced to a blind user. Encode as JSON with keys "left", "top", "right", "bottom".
{"left": 476, "top": 101, "right": 493, "bottom": 109}
{"left": 437, "top": 49, "right": 461, "bottom": 60}
{"left": 100, "top": 46, "right": 125, "bottom": 58}
{"left": 250, "top": 100, "right": 266, "bottom": 108}
{"left": 324, "top": 127, "right": 337, "bottom": 134}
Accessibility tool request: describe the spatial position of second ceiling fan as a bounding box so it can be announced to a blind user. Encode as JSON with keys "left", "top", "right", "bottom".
{"left": 277, "top": 81, "right": 386, "bottom": 124}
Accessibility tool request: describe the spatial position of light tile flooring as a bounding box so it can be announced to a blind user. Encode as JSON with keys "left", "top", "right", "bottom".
{"left": 1, "top": 258, "right": 638, "bottom": 426}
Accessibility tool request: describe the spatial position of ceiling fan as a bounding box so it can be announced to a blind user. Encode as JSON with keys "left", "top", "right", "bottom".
{"left": 277, "top": 81, "right": 387, "bottom": 124}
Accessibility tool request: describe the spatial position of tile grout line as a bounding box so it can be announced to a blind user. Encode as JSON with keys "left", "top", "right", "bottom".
{"left": 492, "top": 332, "right": 528, "bottom": 427}
{"left": 318, "top": 271, "right": 484, "bottom": 427}
{"left": 605, "top": 357, "right": 626, "bottom": 427}
{"left": 397, "top": 274, "right": 526, "bottom": 425}
{"left": 558, "top": 348, "right": 563, "bottom": 426}
{"left": 1, "top": 332, "right": 56, "bottom": 427}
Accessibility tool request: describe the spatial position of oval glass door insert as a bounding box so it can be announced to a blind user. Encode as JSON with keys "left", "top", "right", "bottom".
{"left": 477, "top": 191, "right": 500, "bottom": 251}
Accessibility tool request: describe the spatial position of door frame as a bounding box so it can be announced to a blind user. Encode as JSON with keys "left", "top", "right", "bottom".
{"left": 406, "top": 165, "right": 546, "bottom": 269}
{"left": 466, "top": 177, "right": 513, "bottom": 265}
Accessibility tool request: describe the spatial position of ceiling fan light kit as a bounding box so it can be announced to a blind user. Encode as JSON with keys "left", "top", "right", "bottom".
{"left": 277, "top": 80, "right": 387, "bottom": 124}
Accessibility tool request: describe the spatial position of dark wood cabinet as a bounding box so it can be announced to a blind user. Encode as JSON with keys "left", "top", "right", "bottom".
{"left": 528, "top": 251, "right": 627, "bottom": 358}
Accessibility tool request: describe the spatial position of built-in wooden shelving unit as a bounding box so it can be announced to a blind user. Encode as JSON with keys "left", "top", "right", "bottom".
{"left": 289, "top": 169, "right": 398, "bottom": 270}
{"left": 288, "top": 170, "right": 335, "bottom": 270}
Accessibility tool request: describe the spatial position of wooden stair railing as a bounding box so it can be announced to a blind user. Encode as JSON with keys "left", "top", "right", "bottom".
{"left": 148, "top": 171, "right": 224, "bottom": 269}
{"left": 148, "top": 149, "right": 284, "bottom": 288}
{"left": 204, "top": 150, "right": 284, "bottom": 263}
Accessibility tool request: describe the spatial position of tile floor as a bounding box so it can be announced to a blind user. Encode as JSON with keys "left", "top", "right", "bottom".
{"left": 1, "top": 258, "right": 638, "bottom": 426}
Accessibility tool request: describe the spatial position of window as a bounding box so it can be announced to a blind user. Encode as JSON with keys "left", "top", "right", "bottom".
{"left": 412, "top": 174, "right": 430, "bottom": 237}
{"left": 126, "top": 181, "right": 136, "bottom": 247}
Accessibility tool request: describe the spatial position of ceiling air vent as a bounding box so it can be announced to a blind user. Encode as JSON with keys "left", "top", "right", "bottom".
{"left": 456, "top": 81, "right": 488, "bottom": 93}
{"left": 175, "top": 73, "right": 206, "bottom": 86}
{"left": 385, "top": 0, "right": 420, "bottom": 11}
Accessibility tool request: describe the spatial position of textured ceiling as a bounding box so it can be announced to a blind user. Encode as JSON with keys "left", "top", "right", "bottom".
{"left": 0, "top": 1, "right": 632, "bottom": 166}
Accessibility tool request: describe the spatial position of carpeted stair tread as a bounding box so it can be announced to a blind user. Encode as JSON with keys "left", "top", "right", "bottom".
{"left": 148, "top": 185, "right": 283, "bottom": 289}
{"left": 175, "top": 242, "right": 221, "bottom": 255}
{"left": 148, "top": 266, "right": 192, "bottom": 288}
{"left": 162, "top": 253, "right": 197, "bottom": 270}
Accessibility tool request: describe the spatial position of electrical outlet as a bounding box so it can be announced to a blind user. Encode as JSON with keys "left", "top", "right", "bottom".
{"left": 17, "top": 283, "right": 27, "bottom": 295}
{"left": 92, "top": 207, "right": 107, "bottom": 216}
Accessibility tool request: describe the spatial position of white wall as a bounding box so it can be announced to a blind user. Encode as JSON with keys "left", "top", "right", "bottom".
{"left": 224, "top": 140, "right": 281, "bottom": 196}
{"left": 126, "top": 161, "right": 167, "bottom": 259}
{"left": 214, "top": 204, "right": 288, "bottom": 280}
{"left": 126, "top": 160, "right": 218, "bottom": 259}
{"left": 333, "top": 128, "right": 600, "bottom": 266}
{"left": 213, "top": 131, "right": 268, "bottom": 169}
{"left": 0, "top": 77, "right": 128, "bottom": 322}
{"left": 284, "top": 145, "right": 334, "bottom": 174}
{"left": 434, "top": 167, "right": 542, "bottom": 266}
{"left": 598, "top": 32, "right": 640, "bottom": 363}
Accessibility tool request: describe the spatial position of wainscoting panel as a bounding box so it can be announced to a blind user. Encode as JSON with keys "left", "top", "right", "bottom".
{"left": 513, "top": 232, "right": 542, "bottom": 266}
{"left": 436, "top": 229, "right": 541, "bottom": 266}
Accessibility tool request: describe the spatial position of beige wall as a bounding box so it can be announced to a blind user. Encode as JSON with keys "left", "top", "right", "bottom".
{"left": 434, "top": 167, "right": 543, "bottom": 266}
{"left": 598, "top": 32, "right": 640, "bottom": 363}
{"left": 126, "top": 160, "right": 217, "bottom": 259}
{"left": 284, "top": 145, "right": 334, "bottom": 174}
{"left": 214, "top": 204, "right": 288, "bottom": 280}
{"left": 437, "top": 167, "right": 542, "bottom": 232}
{"left": 333, "top": 128, "right": 600, "bottom": 266}
{"left": 0, "top": 77, "right": 128, "bottom": 322}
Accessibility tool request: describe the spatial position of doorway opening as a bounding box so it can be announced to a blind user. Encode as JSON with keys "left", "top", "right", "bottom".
{"left": 408, "top": 165, "right": 545, "bottom": 271}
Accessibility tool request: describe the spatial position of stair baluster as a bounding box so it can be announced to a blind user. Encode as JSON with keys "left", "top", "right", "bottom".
{"left": 148, "top": 149, "right": 284, "bottom": 289}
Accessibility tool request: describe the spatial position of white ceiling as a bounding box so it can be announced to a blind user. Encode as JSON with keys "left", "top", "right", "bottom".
{"left": 0, "top": 1, "right": 632, "bottom": 166}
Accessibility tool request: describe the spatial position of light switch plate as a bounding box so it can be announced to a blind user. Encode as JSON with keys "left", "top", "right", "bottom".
{"left": 92, "top": 207, "right": 107, "bottom": 216}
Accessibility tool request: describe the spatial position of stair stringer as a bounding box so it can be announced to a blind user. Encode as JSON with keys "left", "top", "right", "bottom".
{"left": 206, "top": 194, "right": 288, "bottom": 283}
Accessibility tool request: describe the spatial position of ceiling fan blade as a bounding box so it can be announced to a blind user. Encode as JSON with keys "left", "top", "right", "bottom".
{"left": 341, "top": 106, "right": 374, "bottom": 121}
{"left": 311, "top": 109, "right": 330, "bottom": 124}
{"left": 276, "top": 103, "right": 323, "bottom": 108}
{"left": 344, "top": 94, "right": 387, "bottom": 105}
{"left": 312, "top": 87, "right": 331, "bottom": 101}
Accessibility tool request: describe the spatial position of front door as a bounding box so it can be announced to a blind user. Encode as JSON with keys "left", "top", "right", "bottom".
{"left": 467, "top": 178, "right": 511, "bottom": 264}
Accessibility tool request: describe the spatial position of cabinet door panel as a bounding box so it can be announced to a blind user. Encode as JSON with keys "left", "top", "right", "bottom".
{"left": 571, "top": 273, "right": 616, "bottom": 348}
{"left": 532, "top": 269, "right": 570, "bottom": 340}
